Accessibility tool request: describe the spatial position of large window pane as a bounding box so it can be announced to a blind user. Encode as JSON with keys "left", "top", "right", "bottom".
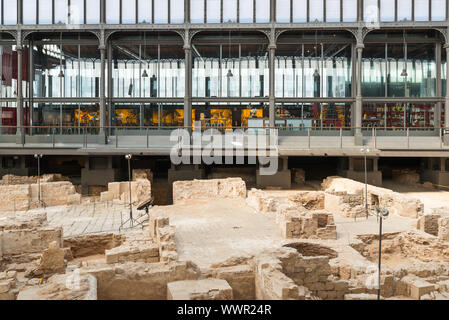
{"left": 190, "top": 0, "right": 205, "bottom": 23}
{"left": 415, "top": 0, "right": 429, "bottom": 21}
{"left": 256, "top": 0, "right": 270, "bottom": 23}
{"left": 380, "top": 0, "right": 395, "bottom": 21}
{"left": 39, "top": 0, "right": 53, "bottom": 24}
{"left": 326, "top": 0, "right": 339, "bottom": 22}
{"left": 293, "top": 0, "right": 307, "bottom": 22}
{"left": 397, "top": 0, "right": 412, "bottom": 21}
{"left": 70, "top": 0, "right": 85, "bottom": 24}
{"left": 23, "top": 0, "right": 37, "bottom": 24}
{"left": 3, "top": 0, "right": 18, "bottom": 25}
{"left": 122, "top": 0, "right": 136, "bottom": 24}
{"left": 170, "top": 0, "right": 185, "bottom": 23}
{"left": 154, "top": 0, "right": 168, "bottom": 23}
{"left": 86, "top": 0, "right": 101, "bottom": 24}
{"left": 206, "top": 0, "right": 220, "bottom": 23}
{"left": 55, "top": 0, "right": 68, "bottom": 24}
{"left": 364, "top": 0, "right": 379, "bottom": 23}
{"left": 240, "top": 0, "right": 254, "bottom": 23}
{"left": 277, "top": 0, "right": 291, "bottom": 23}
{"left": 310, "top": 0, "right": 324, "bottom": 22}
{"left": 223, "top": 0, "right": 237, "bottom": 23}
{"left": 342, "top": 0, "right": 357, "bottom": 22}
{"left": 432, "top": 0, "right": 446, "bottom": 21}
{"left": 362, "top": 44, "right": 386, "bottom": 97}
{"left": 106, "top": 0, "right": 120, "bottom": 23}
{"left": 138, "top": 0, "right": 152, "bottom": 23}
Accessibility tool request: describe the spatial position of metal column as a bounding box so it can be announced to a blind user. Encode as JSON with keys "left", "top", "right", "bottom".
{"left": 184, "top": 42, "right": 192, "bottom": 129}
{"left": 16, "top": 47, "right": 24, "bottom": 142}
{"left": 355, "top": 44, "right": 364, "bottom": 145}
{"left": 99, "top": 47, "right": 107, "bottom": 139}
{"left": 269, "top": 45, "right": 276, "bottom": 128}
{"left": 445, "top": 45, "right": 449, "bottom": 145}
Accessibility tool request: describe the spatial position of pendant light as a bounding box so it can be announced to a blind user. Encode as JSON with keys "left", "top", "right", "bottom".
{"left": 227, "top": 31, "right": 233, "bottom": 78}
{"left": 142, "top": 31, "right": 149, "bottom": 78}
{"left": 58, "top": 32, "right": 65, "bottom": 78}
{"left": 401, "top": 30, "right": 408, "bottom": 77}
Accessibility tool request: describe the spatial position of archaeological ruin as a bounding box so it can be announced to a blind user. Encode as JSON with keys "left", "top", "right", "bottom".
{"left": 1, "top": 168, "right": 449, "bottom": 302}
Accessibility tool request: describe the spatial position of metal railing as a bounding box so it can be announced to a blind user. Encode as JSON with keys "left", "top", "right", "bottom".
{"left": 0, "top": 125, "right": 447, "bottom": 150}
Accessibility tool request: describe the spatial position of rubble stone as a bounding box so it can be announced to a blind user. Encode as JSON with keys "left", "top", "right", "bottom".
{"left": 167, "top": 279, "right": 233, "bottom": 300}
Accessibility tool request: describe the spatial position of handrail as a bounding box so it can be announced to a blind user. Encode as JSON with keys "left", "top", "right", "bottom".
{"left": 1, "top": 125, "right": 449, "bottom": 130}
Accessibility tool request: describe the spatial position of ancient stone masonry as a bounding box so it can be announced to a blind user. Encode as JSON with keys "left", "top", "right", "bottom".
{"left": 438, "top": 217, "right": 449, "bottom": 241}
{"left": 149, "top": 208, "right": 178, "bottom": 263}
{"left": 252, "top": 247, "right": 349, "bottom": 300}
{"left": 132, "top": 169, "right": 153, "bottom": 184}
{"left": 100, "top": 179, "right": 151, "bottom": 204}
{"left": 247, "top": 189, "right": 336, "bottom": 240}
{"left": 292, "top": 168, "right": 306, "bottom": 185}
{"left": 0, "top": 174, "right": 69, "bottom": 186}
{"left": 173, "top": 178, "right": 247, "bottom": 204}
{"left": 322, "top": 177, "right": 424, "bottom": 218}
{"left": 0, "top": 181, "right": 81, "bottom": 212}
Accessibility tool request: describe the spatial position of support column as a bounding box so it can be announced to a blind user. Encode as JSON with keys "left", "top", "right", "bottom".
{"left": 282, "top": 157, "right": 288, "bottom": 171}
{"left": 16, "top": 47, "right": 24, "bottom": 144}
{"left": 269, "top": 45, "right": 276, "bottom": 128}
{"left": 373, "top": 157, "right": 379, "bottom": 172}
{"left": 99, "top": 47, "right": 107, "bottom": 141}
{"left": 441, "top": 158, "right": 446, "bottom": 172}
{"left": 184, "top": 42, "right": 192, "bottom": 129}
{"left": 444, "top": 45, "right": 449, "bottom": 145}
{"left": 107, "top": 41, "right": 113, "bottom": 134}
{"left": 354, "top": 44, "right": 364, "bottom": 145}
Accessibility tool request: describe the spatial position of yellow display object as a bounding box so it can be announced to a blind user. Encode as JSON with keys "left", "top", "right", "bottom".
{"left": 115, "top": 109, "right": 138, "bottom": 125}
{"left": 152, "top": 109, "right": 195, "bottom": 127}
{"left": 210, "top": 109, "right": 233, "bottom": 129}
{"left": 74, "top": 109, "right": 99, "bottom": 125}
{"left": 241, "top": 108, "right": 263, "bottom": 127}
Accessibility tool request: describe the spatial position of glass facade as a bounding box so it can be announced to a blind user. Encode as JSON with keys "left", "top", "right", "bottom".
{"left": 0, "top": 1, "right": 448, "bottom": 133}
{"left": 0, "top": 0, "right": 448, "bottom": 25}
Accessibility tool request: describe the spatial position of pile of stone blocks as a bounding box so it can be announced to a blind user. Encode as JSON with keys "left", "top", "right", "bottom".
{"left": 100, "top": 178, "right": 151, "bottom": 204}
{"left": 149, "top": 210, "right": 178, "bottom": 263}
{"left": 278, "top": 209, "right": 337, "bottom": 240}
{"left": 167, "top": 279, "right": 233, "bottom": 300}
{"left": 322, "top": 176, "right": 424, "bottom": 218}
{"left": 438, "top": 217, "right": 449, "bottom": 241}
{"left": 32, "top": 241, "right": 66, "bottom": 277}
{"left": 172, "top": 178, "right": 246, "bottom": 204}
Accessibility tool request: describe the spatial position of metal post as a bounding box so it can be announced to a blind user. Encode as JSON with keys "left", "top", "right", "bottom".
{"left": 365, "top": 153, "right": 368, "bottom": 219}
{"left": 184, "top": 39, "right": 192, "bottom": 130}
{"left": 128, "top": 156, "right": 132, "bottom": 227}
{"left": 407, "top": 128, "right": 410, "bottom": 149}
{"left": 355, "top": 44, "right": 364, "bottom": 145}
{"left": 445, "top": 45, "right": 449, "bottom": 145}
{"left": 16, "top": 47, "right": 24, "bottom": 142}
{"left": 340, "top": 128, "right": 343, "bottom": 148}
{"left": 378, "top": 213, "right": 383, "bottom": 300}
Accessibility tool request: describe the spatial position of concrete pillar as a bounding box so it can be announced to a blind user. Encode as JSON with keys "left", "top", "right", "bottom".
{"left": 348, "top": 157, "right": 354, "bottom": 171}
{"left": 445, "top": 45, "right": 449, "bottom": 145}
{"left": 107, "top": 156, "right": 113, "bottom": 169}
{"left": 107, "top": 42, "right": 113, "bottom": 133}
{"left": 184, "top": 44, "right": 192, "bottom": 129}
{"left": 99, "top": 47, "right": 106, "bottom": 138}
{"left": 441, "top": 158, "right": 446, "bottom": 172}
{"left": 282, "top": 157, "right": 288, "bottom": 171}
{"left": 373, "top": 157, "right": 379, "bottom": 172}
{"left": 20, "top": 156, "right": 26, "bottom": 169}
{"left": 354, "top": 44, "right": 364, "bottom": 145}
{"left": 269, "top": 45, "right": 276, "bottom": 127}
